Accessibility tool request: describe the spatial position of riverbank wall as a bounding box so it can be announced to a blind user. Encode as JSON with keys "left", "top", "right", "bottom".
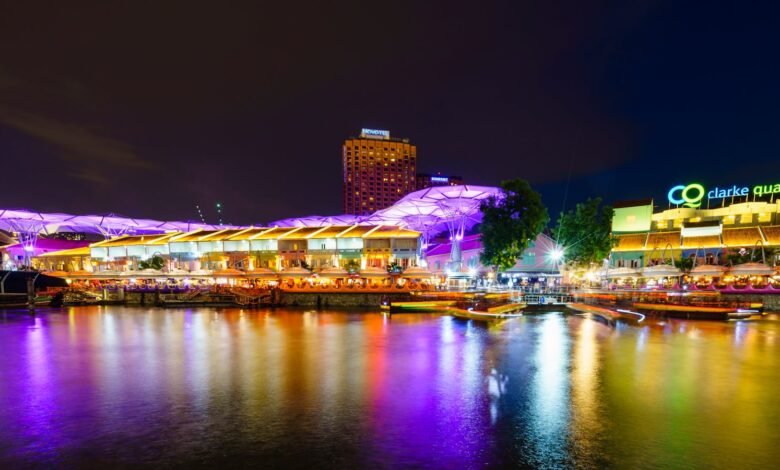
{"left": 279, "top": 292, "right": 413, "bottom": 308}
{"left": 722, "top": 293, "right": 780, "bottom": 311}
{"left": 89, "top": 289, "right": 414, "bottom": 308}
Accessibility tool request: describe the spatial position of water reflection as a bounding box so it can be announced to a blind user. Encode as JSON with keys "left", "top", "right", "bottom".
{"left": 570, "top": 316, "right": 604, "bottom": 468}
{"left": 528, "top": 314, "right": 570, "bottom": 467}
{"left": 0, "top": 308, "right": 779, "bottom": 467}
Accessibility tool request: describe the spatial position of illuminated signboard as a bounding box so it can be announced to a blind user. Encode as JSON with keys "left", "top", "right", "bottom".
{"left": 668, "top": 182, "right": 780, "bottom": 208}
{"left": 430, "top": 176, "right": 450, "bottom": 183}
{"left": 360, "top": 128, "right": 390, "bottom": 139}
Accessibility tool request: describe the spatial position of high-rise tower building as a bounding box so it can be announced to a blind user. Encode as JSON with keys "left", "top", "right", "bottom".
{"left": 343, "top": 129, "right": 417, "bottom": 215}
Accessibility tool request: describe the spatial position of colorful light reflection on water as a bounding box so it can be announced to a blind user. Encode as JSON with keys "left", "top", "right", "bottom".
{"left": 0, "top": 307, "right": 779, "bottom": 467}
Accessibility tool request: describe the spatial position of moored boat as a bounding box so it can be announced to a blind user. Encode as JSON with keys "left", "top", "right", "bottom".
{"left": 631, "top": 300, "right": 764, "bottom": 320}
{"left": 449, "top": 303, "right": 526, "bottom": 322}
{"left": 0, "top": 271, "right": 68, "bottom": 308}
{"left": 383, "top": 300, "right": 458, "bottom": 312}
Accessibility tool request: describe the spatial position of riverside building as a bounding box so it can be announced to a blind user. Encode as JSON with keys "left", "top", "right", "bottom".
{"left": 32, "top": 225, "right": 422, "bottom": 275}
{"left": 610, "top": 180, "right": 780, "bottom": 272}
{"left": 343, "top": 129, "right": 417, "bottom": 216}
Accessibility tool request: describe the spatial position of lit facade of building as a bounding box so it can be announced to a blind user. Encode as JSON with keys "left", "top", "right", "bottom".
{"left": 56, "top": 225, "right": 423, "bottom": 274}
{"left": 610, "top": 181, "right": 780, "bottom": 270}
{"left": 416, "top": 173, "right": 463, "bottom": 189}
{"left": 343, "top": 129, "right": 417, "bottom": 215}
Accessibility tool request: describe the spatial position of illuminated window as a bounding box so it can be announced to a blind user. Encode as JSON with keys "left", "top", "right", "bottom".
{"left": 758, "top": 213, "right": 771, "bottom": 223}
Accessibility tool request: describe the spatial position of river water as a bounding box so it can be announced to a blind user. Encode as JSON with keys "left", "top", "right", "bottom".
{"left": 0, "top": 306, "right": 778, "bottom": 468}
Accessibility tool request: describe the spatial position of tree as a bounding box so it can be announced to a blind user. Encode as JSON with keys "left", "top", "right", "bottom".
{"left": 479, "top": 179, "right": 549, "bottom": 271}
{"left": 676, "top": 255, "right": 695, "bottom": 271}
{"left": 138, "top": 255, "right": 165, "bottom": 270}
{"left": 552, "top": 198, "right": 615, "bottom": 268}
{"left": 386, "top": 261, "right": 402, "bottom": 274}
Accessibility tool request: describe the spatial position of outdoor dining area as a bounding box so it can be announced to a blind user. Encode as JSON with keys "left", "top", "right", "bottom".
{"left": 40, "top": 264, "right": 438, "bottom": 294}
{"left": 606, "top": 262, "right": 780, "bottom": 292}
{"left": 276, "top": 265, "right": 435, "bottom": 292}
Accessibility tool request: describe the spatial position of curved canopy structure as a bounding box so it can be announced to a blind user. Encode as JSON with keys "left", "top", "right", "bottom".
{"left": 271, "top": 214, "right": 365, "bottom": 228}
{"left": 368, "top": 185, "right": 502, "bottom": 242}
{"left": 0, "top": 209, "right": 230, "bottom": 237}
{"left": 269, "top": 185, "right": 502, "bottom": 243}
{"left": 269, "top": 185, "right": 502, "bottom": 238}
{"left": 266, "top": 185, "right": 501, "bottom": 269}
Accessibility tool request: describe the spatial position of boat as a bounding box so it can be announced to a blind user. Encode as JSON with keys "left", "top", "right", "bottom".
{"left": 631, "top": 298, "right": 763, "bottom": 320}
{"left": 0, "top": 270, "right": 68, "bottom": 308}
{"left": 382, "top": 299, "right": 458, "bottom": 312}
{"left": 567, "top": 302, "right": 645, "bottom": 324}
{"left": 449, "top": 302, "right": 526, "bottom": 322}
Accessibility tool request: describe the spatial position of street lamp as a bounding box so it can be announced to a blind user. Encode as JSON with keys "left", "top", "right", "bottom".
{"left": 549, "top": 246, "right": 564, "bottom": 263}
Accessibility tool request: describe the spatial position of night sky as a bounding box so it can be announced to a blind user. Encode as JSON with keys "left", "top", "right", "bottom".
{"left": 1, "top": 1, "right": 779, "bottom": 225}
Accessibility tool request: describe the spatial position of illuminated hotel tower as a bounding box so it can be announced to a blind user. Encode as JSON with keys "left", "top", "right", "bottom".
{"left": 343, "top": 129, "right": 417, "bottom": 215}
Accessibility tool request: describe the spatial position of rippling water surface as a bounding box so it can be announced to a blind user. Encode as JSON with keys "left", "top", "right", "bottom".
{"left": 1, "top": 307, "right": 779, "bottom": 468}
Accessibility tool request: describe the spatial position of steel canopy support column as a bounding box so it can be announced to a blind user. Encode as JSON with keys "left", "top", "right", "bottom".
{"left": 446, "top": 216, "right": 467, "bottom": 271}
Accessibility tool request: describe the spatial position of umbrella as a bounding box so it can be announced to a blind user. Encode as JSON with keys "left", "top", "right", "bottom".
{"left": 213, "top": 268, "right": 247, "bottom": 277}
{"left": 641, "top": 265, "right": 682, "bottom": 278}
{"left": 359, "top": 266, "right": 390, "bottom": 278}
{"left": 402, "top": 266, "right": 434, "bottom": 279}
{"left": 319, "top": 267, "right": 350, "bottom": 278}
{"left": 690, "top": 265, "right": 726, "bottom": 277}
{"left": 605, "top": 267, "right": 641, "bottom": 278}
{"left": 280, "top": 267, "right": 311, "bottom": 278}
{"left": 729, "top": 262, "right": 774, "bottom": 276}
{"left": 246, "top": 268, "right": 279, "bottom": 279}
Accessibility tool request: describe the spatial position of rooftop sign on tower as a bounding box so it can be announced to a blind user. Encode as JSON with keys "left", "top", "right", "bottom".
{"left": 360, "top": 128, "right": 390, "bottom": 139}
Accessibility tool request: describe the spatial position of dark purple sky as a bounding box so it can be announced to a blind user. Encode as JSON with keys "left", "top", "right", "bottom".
{"left": 1, "top": 1, "right": 778, "bottom": 224}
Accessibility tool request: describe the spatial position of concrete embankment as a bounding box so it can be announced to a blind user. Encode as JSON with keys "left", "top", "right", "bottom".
{"left": 721, "top": 293, "right": 780, "bottom": 311}
{"left": 89, "top": 289, "right": 415, "bottom": 308}
{"left": 279, "top": 292, "right": 413, "bottom": 308}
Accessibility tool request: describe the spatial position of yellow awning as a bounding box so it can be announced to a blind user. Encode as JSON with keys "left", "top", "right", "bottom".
{"left": 38, "top": 246, "right": 91, "bottom": 257}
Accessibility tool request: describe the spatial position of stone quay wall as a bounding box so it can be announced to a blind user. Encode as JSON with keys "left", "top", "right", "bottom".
{"left": 279, "top": 292, "right": 413, "bottom": 308}
{"left": 721, "top": 293, "right": 780, "bottom": 311}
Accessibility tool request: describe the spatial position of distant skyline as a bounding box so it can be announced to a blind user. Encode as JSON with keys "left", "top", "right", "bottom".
{"left": 1, "top": 1, "right": 779, "bottom": 224}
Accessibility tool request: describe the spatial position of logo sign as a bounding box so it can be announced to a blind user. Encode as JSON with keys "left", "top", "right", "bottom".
{"left": 668, "top": 183, "right": 705, "bottom": 208}
{"left": 753, "top": 183, "right": 780, "bottom": 197}
{"left": 430, "top": 176, "right": 450, "bottom": 183}
{"left": 666, "top": 182, "right": 780, "bottom": 207}
{"left": 360, "top": 128, "right": 390, "bottom": 139}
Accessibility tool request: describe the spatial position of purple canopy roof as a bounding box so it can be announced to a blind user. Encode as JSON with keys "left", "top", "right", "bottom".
{"left": 0, "top": 208, "right": 234, "bottom": 236}
{"left": 269, "top": 185, "right": 502, "bottom": 239}
{"left": 367, "top": 185, "right": 501, "bottom": 238}
{"left": 270, "top": 214, "right": 366, "bottom": 228}
{"left": 3, "top": 239, "right": 90, "bottom": 258}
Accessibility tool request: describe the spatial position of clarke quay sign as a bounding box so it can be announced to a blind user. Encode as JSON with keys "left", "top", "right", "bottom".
{"left": 668, "top": 182, "right": 780, "bottom": 208}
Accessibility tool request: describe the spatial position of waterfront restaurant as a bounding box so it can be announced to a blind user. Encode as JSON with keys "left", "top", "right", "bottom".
{"left": 609, "top": 180, "right": 780, "bottom": 287}
{"left": 426, "top": 232, "right": 561, "bottom": 287}
{"left": 36, "top": 224, "right": 422, "bottom": 277}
